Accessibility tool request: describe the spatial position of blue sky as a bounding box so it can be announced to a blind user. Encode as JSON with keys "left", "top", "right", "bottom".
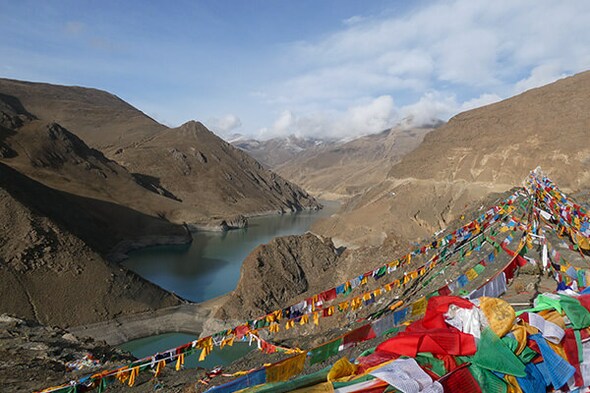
{"left": 1, "top": 1, "right": 590, "bottom": 140}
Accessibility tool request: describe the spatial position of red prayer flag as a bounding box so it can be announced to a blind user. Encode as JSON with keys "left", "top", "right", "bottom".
{"left": 342, "top": 324, "right": 376, "bottom": 349}
{"left": 439, "top": 363, "right": 482, "bottom": 393}
{"left": 320, "top": 288, "right": 337, "bottom": 302}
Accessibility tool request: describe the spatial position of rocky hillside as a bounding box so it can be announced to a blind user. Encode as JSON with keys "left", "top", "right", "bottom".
{"left": 0, "top": 163, "right": 182, "bottom": 328}
{"left": 0, "top": 94, "right": 190, "bottom": 257}
{"left": 0, "top": 78, "right": 165, "bottom": 151}
{"left": 0, "top": 315, "right": 134, "bottom": 393}
{"left": 0, "top": 78, "right": 320, "bottom": 231}
{"left": 314, "top": 71, "right": 590, "bottom": 247}
{"left": 216, "top": 233, "right": 341, "bottom": 321}
{"left": 115, "top": 121, "right": 320, "bottom": 227}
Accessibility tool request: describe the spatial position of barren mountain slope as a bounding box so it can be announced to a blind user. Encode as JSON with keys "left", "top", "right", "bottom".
{"left": 0, "top": 163, "right": 182, "bottom": 328}
{"left": 115, "top": 121, "right": 320, "bottom": 225}
{"left": 0, "top": 78, "right": 320, "bottom": 227}
{"left": 314, "top": 71, "right": 590, "bottom": 247}
{"left": 0, "top": 78, "right": 165, "bottom": 151}
{"left": 232, "top": 135, "right": 332, "bottom": 169}
{"left": 0, "top": 95, "right": 191, "bottom": 256}
{"left": 275, "top": 126, "right": 434, "bottom": 199}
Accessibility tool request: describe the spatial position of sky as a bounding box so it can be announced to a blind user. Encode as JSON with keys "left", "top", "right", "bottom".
{"left": 1, "top": 0, "right": 590, "bottom": 140}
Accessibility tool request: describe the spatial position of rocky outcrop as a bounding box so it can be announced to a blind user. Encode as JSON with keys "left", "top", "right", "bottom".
{"left": 220, "top": 215, "right": 248, "bottom": 230}
{"left": 215, "top": 233, "right": 341, "bottom": 321}
{"left": 0, "top": 315, "right": 132, "bottom": 393}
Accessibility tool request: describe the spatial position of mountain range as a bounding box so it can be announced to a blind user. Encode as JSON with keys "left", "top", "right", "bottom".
{"left": 232, "top": 125, "right": 438, "bottom": 200}
{"left": 0, "top": 78, "right": 320, "bottom": 327}
{"left": 4, "top": 70, "right": 590, "bottom": 392}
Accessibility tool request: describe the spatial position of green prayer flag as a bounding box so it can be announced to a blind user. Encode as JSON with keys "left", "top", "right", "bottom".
{"left": 559, "top": 295, "right": 590, "bottom": 329}
{"left": 516, "top": 293, "right": 563, "bottom": 316}
{"left": 472, "top": 328, "right": 526, "bottom": 377}
{"left": 96, "top": 378, "right": 109, "bottom": 393}
{"left": 501, "top": 336, "right": 537, "bottom": 364}
{"left": 467, "top": 363, "right": 508, "bottom": 393}
{"left": 415, "top": 353, "right": 446, "bottom": 377}
{"left": 309, "top": 338, "right": 342, "bottom": 365}
{"left": 473, "top": 263, "right": 485, "bottom": 274}
{"left": 332, "top": 374, "right": 375, "bottom": 388}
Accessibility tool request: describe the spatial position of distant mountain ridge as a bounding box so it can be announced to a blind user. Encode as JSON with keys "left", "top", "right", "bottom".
{"left": 233, "top": 125, "right": 437, "bottom": 200}
{"left": 231, "top": 134, "right": 334, "bottom": 169}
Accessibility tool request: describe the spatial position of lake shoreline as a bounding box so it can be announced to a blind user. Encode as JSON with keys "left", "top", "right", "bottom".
{"left": 107, "top": 204, "right": 329, "bottom": 264}
{"left": 68, "top": 293, "right": 230, "bottom": 346}
{"left": 74, "top": 201, "right": 339, "bottom": 348}
{"left": 120, "top": 200, "right": 340, "bottom": 303}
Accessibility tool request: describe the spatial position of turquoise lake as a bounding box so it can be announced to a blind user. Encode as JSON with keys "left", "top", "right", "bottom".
{"left": 122, "top": 202, "right": 339, "bottom": 302}
{"left": 119, "top": 202, "right": 339, "bottom": 359}
{"left": 119, "top": 332, "right": 254, "bottom": 369}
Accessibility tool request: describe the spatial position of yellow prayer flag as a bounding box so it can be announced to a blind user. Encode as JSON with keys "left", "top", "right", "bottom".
{"left": 480, "top": 297, "right": 515, "bottom": 337}
{"left": 465, "top": 268, "right": 478, "bottom": 281}
{"left": 128, "top": 366, "right": 139, "bottom": 387}
{"left": 175, "top": 353, "right": 184, "bottom": 371}
{"left": 411, "top": 297, "right": 427, "bottom": 316}
{"left": 299, "top": 314, "right": 309, "bottom": 325}
{"left": 266, "top": 353, "right": 307, "bottom": 383}
{"left": 327, "top": 357, "right": 358, "bottom": 382}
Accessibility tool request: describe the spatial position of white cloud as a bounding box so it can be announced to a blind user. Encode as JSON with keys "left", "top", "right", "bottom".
{"left": 258, "top": 96, "right": 396, "bottom": 140}
{"left": 514, "top": 64, "right": 570, "bottom": 94}
{"left": 206, "top": 114, "right": 242, "bottom": 135}
{"left": 254, "top": 0, "right": 590, "bottom": 138}
{"left": 342, "top": 15, "right": 365, "bottom": 26}
{"left": 399, "top": 93, "right": 458, "bottom": 127}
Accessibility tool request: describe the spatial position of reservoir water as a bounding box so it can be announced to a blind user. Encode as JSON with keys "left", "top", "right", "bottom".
{"left": 119, "top": 333, "right": 254, "bottom": 369}
{"left": 119, "top": 202, "right": 339, "bottom": 363}
{"left": 122, "top": 201, "right": 339, "bottom": 302}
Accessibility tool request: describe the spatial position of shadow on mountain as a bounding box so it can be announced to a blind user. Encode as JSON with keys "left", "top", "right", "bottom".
{"left": 0, "top": 93, "right": 36, "bottom": 118}
{"left": 0, "top": 162, "right": 189, "bottom": 256}
{"left": 132, "top": 172, "right": 183, "bottom": 202}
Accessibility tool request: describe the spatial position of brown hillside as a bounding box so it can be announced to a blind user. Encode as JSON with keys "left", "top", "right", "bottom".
{"left": 115, "top": 121, "right": 321, "bottom": 226}
{"left": 0, "top": 95, "right": 190, "bottom": 256}
{"left": 0, "top": 78, "right": 321, "bottom": 228}
{"left": 0, "top": 78, "right": 164, "bottom": 151}
{"left": 0, "top": 163, "right": 182, "bottom": 328}
{"left": 314, "top": 71, "right": 590, "bottom": 247}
